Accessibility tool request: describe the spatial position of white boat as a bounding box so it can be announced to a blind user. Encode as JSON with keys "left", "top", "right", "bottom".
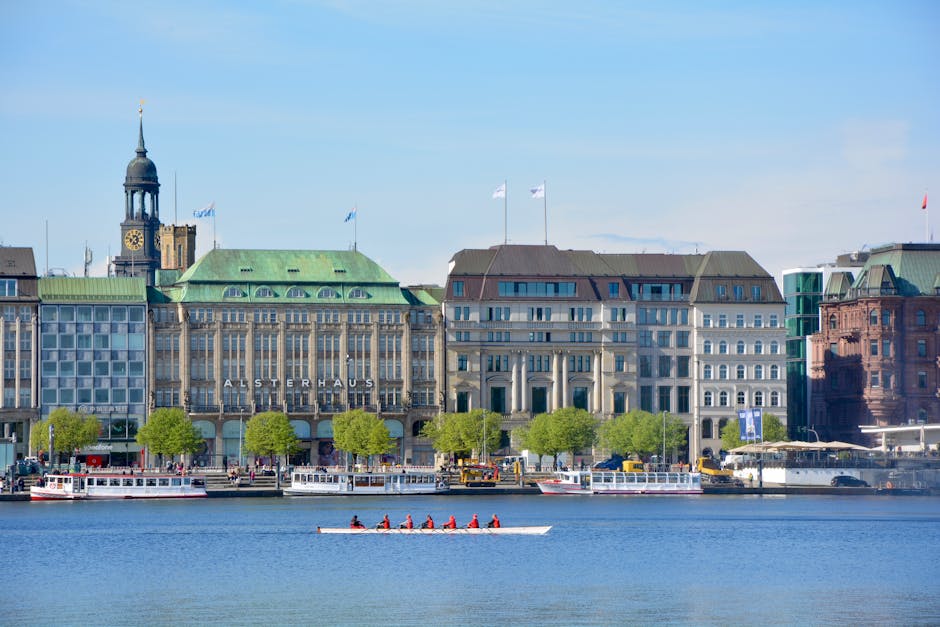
{"left": 316, "top": 525, "right": 551, "bottom": 535}
{"left": 284, "top": 469, "right": 449, "bottom": 496}
{"left": 538, "top": 470, "right": 703, "bottom": 495}
{"left": 30, "top": 473, "right": 208, "bottom": 501}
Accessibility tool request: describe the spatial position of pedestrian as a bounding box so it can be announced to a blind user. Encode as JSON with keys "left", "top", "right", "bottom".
{"left": 249, "top": 469, "right": 255, "bottom": 485}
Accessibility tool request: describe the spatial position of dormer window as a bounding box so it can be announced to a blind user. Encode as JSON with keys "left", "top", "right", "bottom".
{"left": 286, "top": 287, "right": 307, "bottom": 298}
{"left": 223, "top": 286, "right": 246, "bottom": 298}
{"left": 349, "top": 288, "right": 368, "bottom": 299}
{"left": 317, "top": 287, "right": 338, "bottom": 299}
{"left": 255, "top": 286, "right": 275, "bottom": 298}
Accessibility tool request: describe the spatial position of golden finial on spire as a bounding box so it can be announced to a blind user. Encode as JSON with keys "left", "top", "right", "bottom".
{"left": 139, "top": 99, "right": 145, "bottom": 117}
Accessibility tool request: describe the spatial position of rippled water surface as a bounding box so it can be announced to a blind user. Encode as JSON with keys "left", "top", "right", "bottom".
{"left": 3, "top": 495, "right": 938, "bottom": 626}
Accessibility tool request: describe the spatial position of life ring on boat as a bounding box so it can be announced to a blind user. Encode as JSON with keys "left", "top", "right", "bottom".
{"left": 885, "top": 481, "right": 894, "bottom": 489}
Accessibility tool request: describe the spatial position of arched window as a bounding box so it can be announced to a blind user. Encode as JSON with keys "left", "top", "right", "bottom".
{"left": 719, "top": 341, "right": 728, "bottom": 354}
{"left": 736, "top": 341, "right": 745, "bottom": 354}
{"left": 704, "top": 391, "right": 713, "bottom": 407}
{"left": 349, "top": 288, "right": 369, "bottom": 299}
{"left": 754, "top": 340, "right": 763, "bottom": 354}
{"left": 770, "top": 341, "right": 779, "bottom": 355}
{"left": 916, "top": 310, "right": 926, "bottom": 326}
{"left": 719, "top": 391, "right": 729, "bottom": 407}
{"left": 736, "top": 391, "right": 746, "bottom": 405}
{"left": 718, "top": 365, "right": 728, "bottom": 380}
{"left": 754, "top": 391, "right": 764, "bottom": 406}
{"left": 868, "top": 310, "right": 877, "bottom": 326}
{"left": 286, "top": 287, "right": 306, "bottom": 298}
{"left": 223, "top": 286, "right": 245, "bottom": 298}
{"left": 754, "top": 365, "right": 763, "bottom": 380}
{"left": 255, "top": 286, "right": 275, "bottom": 298}
{"left": 736, "top": 365, "right": 746, "bottom": 379}
{"left": 832, "top": 314, "right": 840, "bottom": 329}
{"left": 770, "top": 365, "right": 779, "bottom": 380}
{"left": 703, "top": 340, "right": 712, "bottom": 354}
{"left": 702, "top": 418, "right": 713, "bottom": 438}
{"left": 317, "top": 287, "right": 337, "bottom": 299}
{"left": 703, "top": 365, "right": 712, "bottom": 379}
{"left": 770, "top": 391, "right": 780, "bottom": 406}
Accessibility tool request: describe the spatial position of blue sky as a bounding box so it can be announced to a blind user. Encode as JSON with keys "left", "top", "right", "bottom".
{"left": 1, "top": 1, "right": 938, "bottom": 285}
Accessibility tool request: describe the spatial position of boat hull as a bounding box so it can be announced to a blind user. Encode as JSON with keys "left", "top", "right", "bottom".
{"left": 316, "top": 526, "right": 551, "bottom": 535}
{"left": 286, "top": 469, "right": 448, "bottom": 496}
{"left": 537, "top": 470, "right": 703, "bottom": 495}
{"left": 30, "top": 474, "right": 207, "bottom": 501}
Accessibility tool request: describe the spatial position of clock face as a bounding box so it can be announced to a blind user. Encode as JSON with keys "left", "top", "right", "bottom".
{"left": 124, "top": 229, "right": 144, "bottom": 251}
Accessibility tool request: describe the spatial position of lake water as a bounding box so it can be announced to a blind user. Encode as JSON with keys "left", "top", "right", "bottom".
{"left": 2, "top": 495, "right": 938, "bottom": 626}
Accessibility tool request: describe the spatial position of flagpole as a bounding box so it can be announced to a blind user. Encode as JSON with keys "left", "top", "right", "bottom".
{"left": 543, "top": 179, "right": 548, "bottom": 245}
{"left": 354, "top": 204, "right": 358, "bottom": 251}
{"left": 213, "top": 209, "right": 217, "bottom": 249}
{"left": 503, "top": 179, "right": 508, "bottom": 244}
{"left": 925, "top": 191, "right": 930, "bottom": 243}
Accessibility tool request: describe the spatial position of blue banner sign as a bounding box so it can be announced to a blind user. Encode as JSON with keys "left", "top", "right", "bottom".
{"left": 738, "top": 408, "right": 763, "bottom": 441}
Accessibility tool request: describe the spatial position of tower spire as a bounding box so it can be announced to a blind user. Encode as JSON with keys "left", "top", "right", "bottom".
{"left": 137, "top": 100, "right": 147, "bottom": 156}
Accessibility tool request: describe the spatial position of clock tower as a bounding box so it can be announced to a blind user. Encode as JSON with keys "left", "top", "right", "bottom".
{"left": 113, "top": 105, "right": 162, "bottom": 285}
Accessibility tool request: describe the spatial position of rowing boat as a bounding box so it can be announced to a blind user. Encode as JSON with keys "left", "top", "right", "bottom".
{"left": 316, "top": 526, "right": 551, "bottom": 535}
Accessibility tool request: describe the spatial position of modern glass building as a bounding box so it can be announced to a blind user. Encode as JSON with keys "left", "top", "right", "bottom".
{"left": 38, "top": 277, "right": 148, "bottom": 466}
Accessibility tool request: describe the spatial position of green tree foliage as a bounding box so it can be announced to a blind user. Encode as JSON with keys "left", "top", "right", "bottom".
{"left": 420, "top": 409, "right": 501, "bottom": 460}
{"left": 720, "top": 412, "right": 787, "bottom": 451}
{"left": 136, "top": 407, "right": 204, "bottom": 463}
{"left": 515, "top": 408, "right": 597, "bottom": 466}
{"left": 30, "top": 408, "right": 100, "bottom": 462}
{"left": 244, "top": 411, "right": 300, "bottom": 466}
{"left": 598, "top": 409, "right": 687, "bottom": 459}
{"left": 332, "top": 409, "right": 394, "bottom": 466}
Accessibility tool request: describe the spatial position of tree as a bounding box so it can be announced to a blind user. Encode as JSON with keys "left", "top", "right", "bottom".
{"left": 30, "top": 408, "right": 100, "bottom": 465}
{"left": 136, "top": 407, "right": 204, "bottom": 467}
{"left": 598, "top": 410, "right": 687, "bottom": 460}
{"left": 332, "top": 409, "right": 394, "bottom": 468}
{"left": 515, "top": 408, "right": 597, "bottom": 469}
{"left": 421, "top": 410, "right": 501, "bottom": 461}
{"left": 721, "top": 412, "right": 787, "bottom": 452}
{"left": 244, "top": 411, "right": 300, "bottom": 486}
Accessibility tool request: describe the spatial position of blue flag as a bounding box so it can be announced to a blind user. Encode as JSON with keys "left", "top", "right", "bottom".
{"left": 738, "top": 408, "right": 763, "bottom": 441}
{"left": 193, "top": 202, "right": 215, "bottom": 218}
{"left": 344, "top": 209, "right": 357, "bottom": 223}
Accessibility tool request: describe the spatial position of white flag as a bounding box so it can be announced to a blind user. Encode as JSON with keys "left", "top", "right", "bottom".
{"left": 492, "top": 183, "right": 506, "bottom": 199}
{"left": 530, "top": 183, "right": 545, "bottom": 199}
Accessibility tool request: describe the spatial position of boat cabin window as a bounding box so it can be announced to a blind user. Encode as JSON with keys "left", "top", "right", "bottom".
{"left": 171, "top": 478, "right": 182, "bottom": 486}
{"left": 110, "top": 478, "right": 121, "bottom": 486}
{"left": 135, "top": 478, "right": 144, "bottom": 486}
{"left": 158, "top": 478, "right": 170, "bottom": 487}
{"left": 123, "top": 478, "right": 134, "bottom": 487}
{"left": 146, "top": 478, "right": 157, "bottom": 486}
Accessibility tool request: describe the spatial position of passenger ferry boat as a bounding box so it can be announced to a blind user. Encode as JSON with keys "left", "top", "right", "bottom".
{"left": 538, "top": 470, "right": 702, "bottom": 495}
{"left": 284, "top": 468, "right": 449, "bottom": 496}
{"left": 30, "top": 473, "right": 208, "bottom": 501}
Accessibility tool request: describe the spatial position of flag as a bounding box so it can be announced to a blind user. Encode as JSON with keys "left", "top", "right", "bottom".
{"left": 193, "top": 202, "right": 215, "bottom": 218}
{"left": 492, "top": 183, "right": 506, "bottom": 199}
{"left": 344, "top": 208, "right": 357, "bottom": 223}
{"left": 530, "top": 183, "right": 545, "bottom": 199}
{"left": 923, "top": 193, "right": 928, "bottom": 210}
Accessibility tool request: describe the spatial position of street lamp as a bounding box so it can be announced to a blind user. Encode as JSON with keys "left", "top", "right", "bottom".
{"left": 800, "top": 426, "right": 819, "bottom": 442}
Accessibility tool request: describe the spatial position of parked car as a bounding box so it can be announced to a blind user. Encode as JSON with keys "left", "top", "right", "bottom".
{"left": 831, "top": 475, "right": 869, "bottom": 487}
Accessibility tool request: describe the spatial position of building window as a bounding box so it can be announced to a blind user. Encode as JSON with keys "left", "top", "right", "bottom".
{"left": 770, "top": 341, "right": 778, "bottom": 355}
{"left": 255, "top": 286, "right": 275, "bottom": 298}
{"left": 871, "top": 371, "right": 880, "bottom": 388}
{"left": 658, "top": 356, "right": 671, "bottom": 377}
{"left": 830, "top": 343, "right": 838, "bottom": 356}
{"left": 703, "top": 314, "right": 712, "bottom": 328}
{"left": 918, "top": 371, "right": 927, "bottom": 388}
{"left": 719, "top": 341, "right": 728, "bottom": 355}
{"left": 736, "top": 314, "right": 745, "bottom": 328}
{"left": 286, "top": 287, "right": 306, "bottom": 298}
{"left": 882, "top": 310, "right": 891, "bottom": 327}
{"left": 657, "top": 386, "right": 671, "bottom": 413}
{"left": 831, "top": 314, "right": 839, "bottom": 330}
{"left": 613, "top": 391, "right": 626, "bottom": 414}
{"left": 736, "top": 365, "right": 746, "bottom": 380}
{"left": 770, "top": 391, "right": 779, "bottom": 406}
{"left": 718, "top": 314, "right": 727, "bottom": 328}
{"left": 733, "top": 286, "right": 744, "bottom": 301}
{"left": 756, "top": 365, "right": 765, "bottom": 380}
{"left": 677, "top": 356, "right": 690, "bottom": 378}
{"left": 318, "top": 287, "right": 338, "bottom": 299}
{"left": 677, "top": 386, "right": 690, "bottom": 413}
{"left": 753, "top": 314, "right": 763, "bottom": 328}
{"left": 718, "top": 365, "right": 728, "bottom": 379}
{"left": 224, "top": 286, "right": 246, "bottom": 298}
{"left": 752, "top": 286, "right": 762, "bottom": 301}
{"left": 704, "top": 391, "right": 713, "bottom": 407}
{"left": 702, "top": 418, "right": 713, "bottom": 438}
{"left": 703, "top": 365, "right": 712, "bottom": 379}
{"left": 0, "top": 279, "right": 17, "bottom": 297}
{"left": 639, "top": 355, "right": 652, "bottom": 378}
{"left": 349, "top": 288, "right": 368, "bottom": 299}
{"left": 916, "top": 310, "right": 926, "bottom": 326}
{"left": 457, "top": 355, "right": 468, "bottom": 371}
{"left": 609, "top": 282, "right": 620, "bottom": 298}
{"left": 676, "top": 331, "right": 689, "bottom": 348}
{"left": 736, "top": 341, "right": 745, "bottom": 355}
{"left": 716, "top": 285, "right": 727, "bottom": 300}
{"left": 869, "top": 340, "right": 878, "bottom": 356}
{"left": 737, "top": 391, "right": 746, "bottom": 405}
{"left": 917, "top": 340, "right": 927, "bottom": 357}
{"left": 719, "top": 391, "right": 729, "bottom": 407}
{"left": 882, "top": 340, "right": 891, "bottom": 357}
{"left": 640, "top": 386, "right": 653, "bottom": 412}
{"left": 770, "top": 365, "right": 779, "bottom": 380}
{"left": 453, "top": 281, "right": 464, "bottom": 297}
{"left": 769, "top": 314, "right": 778, "bottom": 327}
{"left": 754, "top": 391, "right": 764, "bottom": 406}
{"left": 615, "top": 355, "right": 625, "bottom": 372}
{"left": 657, "top": 331, "right": 671, "bottom": 347}
{"left": 703, "top": 340, "right": 712, "bottom": 354}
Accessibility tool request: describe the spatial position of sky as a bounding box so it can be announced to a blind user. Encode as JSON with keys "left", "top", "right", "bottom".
{"left": 1, "top": 1, "right": 938, "bottom": 287}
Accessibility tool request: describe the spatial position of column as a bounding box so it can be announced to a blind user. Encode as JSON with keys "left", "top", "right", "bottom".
{"left": 147, "top": 314, "right": 156, "bottom": 416}
{"left": 551, "top": 351, "right": 560, "bottom": 412}
{"left": 309, "top": 322, "right": 317, "bottom": 413}
{"left": 245, "top": 319, "right": 255, "bottom": 412}
{"left": 278, "top": 319, "right": 287, "bottom": 411}
{"left": 371, "top": 321, "right": 380, "bottom": 412}
{"left": 1, "top": 318, "right": 8, "bottom": 409}
{"left": 519, "top": 353, "right": 529, "bottom": 412}
{"left": 180, "top": 304, "right": 191, "bottom": 411}
{"left": 593, "top": 349, "right": 602, "bottom": 413}
{"left": 561, "top": 352, "right": 569, "bottom": 408}
{"left": 214, "top": 321, "right": 223, "bottom": 411}
{"left": 31, "top": 313, "right": 39, "bottom": 409}
{"left": 14, "top": 317, "right": 21, "bottom": 408}
{"left": 340, "top": 321, "right": 349, "bottom": 409}
{"left": 402, "top": 313, "right": 412, "bottom": 407}
{"left": 433, "top": 311, "right": 444, "bottom": 410}
{"left": 511, "top": 352, "right": 520, "bottom": 413}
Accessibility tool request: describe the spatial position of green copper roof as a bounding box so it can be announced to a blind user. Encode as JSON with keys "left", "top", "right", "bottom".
{"left": 160, "top": 248, "right": 431, "bottom": 306}
{"left": 853, "top": 243, "right": 940, "bottom": 296}
{"left": 39, "top": 277, "right": 147, "bottom": 302}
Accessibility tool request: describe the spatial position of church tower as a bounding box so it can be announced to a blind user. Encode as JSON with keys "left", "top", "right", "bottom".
{"left": 113, "top": 105, "right": 162, "bottom": 285}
